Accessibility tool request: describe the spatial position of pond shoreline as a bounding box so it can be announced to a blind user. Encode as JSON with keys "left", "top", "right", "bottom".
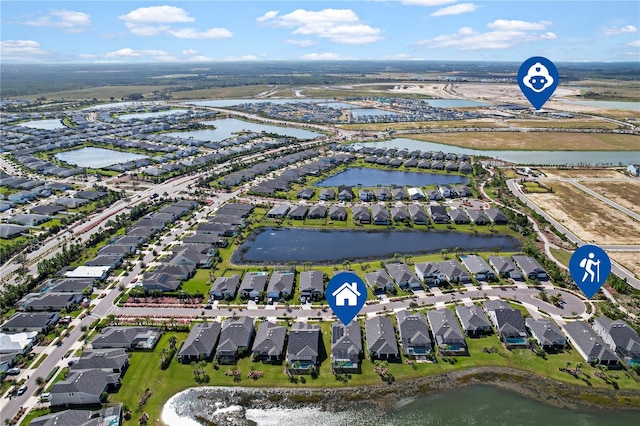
{"left": 162, "top": 366, "right": 640, "bottom": 425}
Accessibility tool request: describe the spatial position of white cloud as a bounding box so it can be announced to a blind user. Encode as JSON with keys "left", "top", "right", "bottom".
{"left": 182, "top": 49, "right": 198, "bottom": 56}
{"left": 284, "top": 39, "right": 315, "bottom": 47}
{"left": 119, "top": 6, "right": 194, "bottom": 24}
{"left": 103, "top": 48, "right": 176, "bottom": 61}
{"left": 0, "top": 40, "right": 50, "bottom": 61}
{"left": 383, "top": 53, "right": 412, "bottom": 60}
{"left": 604, "top": 25, "right": 637, "bottom": 36}
{"left": 401, "top": 0, "right": 456, "bottom": 5}
{"left": 26, "top": 9, "right": 92, "bottom": 33}
{"left": 627, "top": 40, "right": 640, "bottom": 47}
{"left": 259, "top": 8, "right": 383, "bottom": 44}
{"left": 431, "top": 3, "right": 478, "bottom": 17}
{"left": 417, "top": 20, "right": 556, "bottom": 50}
{"left": 119, "top": 5, "right": 231, "bottom": 39}
{"left": 168, "top": 27, "right": 232, "bottom": 39}
{"left": 257, "top": 11, "right": 279, "bottom": 23}
{"left": 300, "top": 52, "right": 356, "bottom": 60}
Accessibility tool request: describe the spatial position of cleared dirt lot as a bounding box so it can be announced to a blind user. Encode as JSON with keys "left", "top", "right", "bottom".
{"left": 582, "top": 181, "right": 640, "bottom": 215}
{"left": 409, "top": 132, "right": 640, "bottom": 151}
{"left": 526, "top": 181, "right": 640, "bottom": 245}
{"left": 540, "top": 168, "right": 627, "bottom": 179}
{"left": 609, "top": 252, "right": 640, "bottom": 279}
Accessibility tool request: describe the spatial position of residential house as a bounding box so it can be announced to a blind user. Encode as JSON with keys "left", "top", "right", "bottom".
{"left": 337, "top": 186, "right": 354, "bottom": 202}
{"left": 238, "top": 271, "right": 269, "bottom": 301}
{"left": 426, "top": 309, "right": 467, "bottom": 355}
{"left": 592, "top": 317, "right": 640, "bottom": 366}
{"left": 448, "top": 208, "right": 469, "bottom": 224}
{"left": 385, "top": 263, "right": 422, "bottom": 291}
{"left": 266, "top": 271, "right": 295, "bottom": 302}
{"left": 438, "top": 185, "right": 457, "bottom": 198}
{"left": 365, "top": 316, "right": 399, "bottom": 360}
{"left": 178, "top": 322, "right": 221, "bottom": 363}
{"left": 71, "top": 349, "right": 129, "bottom": 374}
{"left": 0, "top": 331, "right": 38, "bottom": 355}
{"left": 319, "top": 188, "right": 335, "bottom": 201}
{"left": 460, "top": 255, "right": 496, "bottom": 281}
{"left": 331, "top": 321, "right": 362, "bottom": 372}
{"left": 1, "top": 312, "right": 59, "bottom": 333}
{"left": 328, "top": 205, "right": 347, "bottom": 221}
{"left": 286, "top": 322, "right": 321, "bottom": 374}
{"left": 19, "top": 292, "right": 82, "bottom": 312}
{"left": 251, "top": 321, "right": 286, "bottom": 363}
{"left": 414, "top": 262, "right": 446, "bottom": 286}
{"left": 488, "top": 256, "right": 523, "bottom": 280}
{"left": 0, "top": 224, "right": 29, "bottom": 239}
{"left": 375, "top": 188, "right": 391, "bottom": 201}
{"left": 50, "top": 369, "right": 120, "bottom": 406}
{"left": 210, "top": 275, "right": 240, "bottom": 301}
{"left": 351, "top": 205, "right": 371, "bottom": 224}
{"left": 390, "top": 206, "right": 410, "bottom": 223}
{"left": 91, "top": 327, "right": 161, "bottom": 350}
{"left": 288, "top": 204, "right": 309, "bottom": 220}
{"left": 466, "top": 209, "right": 489, "bottom": 225}
{"left": 429, "top": 205, "right": 449, "bottom": 224}
{"left": 485, "top": 207, "right": 508, "bottom": 225}
{"left": 484, "top": 300, "right": 528, "bottom": 348}
{"left": 563, "top": 321, "right": 620, "bottom": 367}
{"left": 365, "top": 270, "right": 395, "bottom": 294}
{"left": 215, "top": 317, "right": 255, "bottom": 364}
{"left": 427, "top": 189, "right": 443, "bottom": 201}
{"left": 513, "top": 255, "right": 548, "bottom": 280}
{"left": 391, "top": 187, "right": 407, "bottom": 200}
{"left": 307, "top": 205, "right": 327, "bottom": 219}
{"left": 266, "top": 204, "right": 291, "bottom": 219}
{"left": 438, "top": 260, "right": 471, "bottom": 284}
{"left": 371, "top": 204, "right": 390, "bottom": 225}
{"left": 455, "top": 305, "right": 492, "bottom": 337}
{"left": 396, "top": 310, "right": 432, "bottom": 359}
{"left": 296, "top": 188, "right": 315, "bottom": 200}
{"left": 407, "top": 204, "right": 428, "bottom": 225}
{"left": 359, "top": 189, "right": 375, "bottom": 202}
{"left": 525, "top": 318, "right": 566, "bottom": 352}
{"left": 407, "top": 187, "right": 426, "bottom": 200}
{"left": 299, "top": 270, "right": 324, "bottom": 302}
{"left": 30, "top": 406, "right": 122, "bottom": 426}
{"left": 9, "top": 214, "right": 50, "bottom": 227}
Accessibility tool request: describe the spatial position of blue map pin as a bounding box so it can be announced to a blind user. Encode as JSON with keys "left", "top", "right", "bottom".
{"left": 518, "top": 56, "right": 559, "bottom": 110}
{"left": 326, "top": 271, "right": 367, "bottom": 325}
{"left": 569, "top": 244, "right": 611, "bottom": 299}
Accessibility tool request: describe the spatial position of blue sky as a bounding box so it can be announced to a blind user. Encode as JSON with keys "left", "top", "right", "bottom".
{"left": 2, "top": 1, "right": 639, "bottom": 63}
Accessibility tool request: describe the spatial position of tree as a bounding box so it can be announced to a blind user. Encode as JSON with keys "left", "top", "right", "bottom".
{"left": 440, "top": 248, "right": 449, "bottom": 259}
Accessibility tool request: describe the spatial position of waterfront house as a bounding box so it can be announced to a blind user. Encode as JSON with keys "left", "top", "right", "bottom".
{"left": 307, "top": 205, "right": 327, "bottom": 219}
{"left": 365, "top": 316, "right": 399, "bottom": 360}
{"left": 331, "top": 321, "right": 363, "bottom": 372}
{"left": 460, "top": 255, "right": 496, "bottom": 281}
{"left": 328, "top": 205, "right": 347, "bottom": 221}
{"left": 288, "top": 204, "right": 308, "bottom": 221}
{"left": 391, "top": 206, "right": 410, "bottom": 223}
{"left": 352, "top": 205, "right": 371, "bottom": 224}
{"left": 71, "top": 349, "right": 129, "bottom": 374}
{"left": 466, "top": 209, "right": 489, "bottom": 225}
{"left": 485, "top": 207, "right": 508, "bottom": 225}
{"left": 296, "top": 188, "right": 315, "bottom": 200}
{"left": 414, "top": 262, "right": 446, "bottom": 286}
{"left": 563, "top": 321, "right": 619, "bottom": 367}
{"left": 407, "top": 187, "right": 426, "bottom": 200}
{"left": 319, "top": 188, "right": 335, "bottom": 201}
{"left": 91, "top": 327, "right": 161, "bottom": 351}
{"left": 483, "top": 300, "right": 528, "bottom": 348}
{"left": 266, "top": 271, "right": 295, "bottom": 302}
{"left": 448, "top": 208, "right": 469, "bottom": 224}
{"left": 299, "top": 270, "right": 324, "bottom": 302}
{"left": 365, "top": 270, "right": 395, "bottom": 294}
{"left": 385, "top": 262, "right": 422, "bottom": 291}
{"left": 525, "top": 318, "right": 566, "bottom": 352}
{"left": 513, "top": 255, "right": 548, "bottom": 280}
{"left": 286, "top": 322, "right": 321, "bottom": 374}
{"left": 396, "top": 310, "right": 432, "bottom": 359}
{"left": 50, "top": 369, "right": 120, "bottom": 406}
{"left": 251, "top": 321, "right": 286, "bottom": 363}
{"left": 239, "top": 271, "right": 269, "bottom": 301}
{"left": 178, "top": 322, "right": 221, "bottom": 363}
{"left": 408, "top": 204, "right": 428, "bottom": 224}
{"left": 266, "top": 204, "right": 291, "bottom": 219}
{"left": 438, "top": 259, "right": 471, "bottom": 284}
{"left": 428, "top": 205, "right": 449, "bottom": 224}
{"left": 488, "top": 256, "right": 523, "bottom": 280}
{"left": 592, "top": 317, "right": 640, "bottom": 366}
{"left": 455, "top": 305, "right": 492, "bottom": 337}
{"left": 210, "top": 275, "right": 240, "bottom": 301}
{"left": 215, "top": 317, "right": 254, "bottom": 364}
{"left": 426, "top": 309, "right": 467, "bottom": 355}
{"left": 371, "top": 204, "right": 390, "bottom": 225}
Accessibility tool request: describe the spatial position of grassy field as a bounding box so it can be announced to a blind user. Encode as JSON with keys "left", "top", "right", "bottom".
{"left": 407, "top": 132, "right": 640, "bottom": 151}
{"left": 506, "top": 119, "right": 622, "bottom": 130}
{"left": 108, "top": 316, "right": 640, "bottom": 425}
{"left": 526, "top": 181, "right": 640, "bottom": 245}
{"left": 550, "top": 248, "right": 572, "bottom": 268}
{"left": 338, "top": 119, "right": 505, "bottom": 131}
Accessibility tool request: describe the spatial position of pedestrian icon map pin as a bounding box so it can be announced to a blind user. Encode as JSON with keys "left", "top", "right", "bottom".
{"left": 569, "top": 244, "right": 611, "bottom": 299}
{"left": 326, "top": 271, "right": 367, "bottom": 325}
{"left": 518, "top": 56, "right": 559, "bottom": 110}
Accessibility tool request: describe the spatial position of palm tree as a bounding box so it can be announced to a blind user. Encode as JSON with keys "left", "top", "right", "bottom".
{"left": 440, "top": 248, "right": 449, "bottom": 259}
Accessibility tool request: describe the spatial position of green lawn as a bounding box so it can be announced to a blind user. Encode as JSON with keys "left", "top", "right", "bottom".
{"left": 181, "top": 269, "right": 213, "bottom": 301}
{"left": 107, "top": 318, "right": 640, "bottom": 425}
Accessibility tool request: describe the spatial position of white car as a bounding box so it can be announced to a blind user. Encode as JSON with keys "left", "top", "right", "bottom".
{"left": 17, "top": 385, "right": 28, "bottom": 395}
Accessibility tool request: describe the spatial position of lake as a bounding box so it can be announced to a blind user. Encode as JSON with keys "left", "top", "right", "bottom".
{"left": 233, "top": 228, "right": 520, "bottom": 264}
{"left": 54, "top": 147, "right": 148, "bottom": 168}
{"left": 314, "top": 168, "right": 469, "bottom": 187}
{"left": 162, "top": 384, "right": 639, "bottom": 426}
{"left": 18, "top": 119, "right": 65, "bottom": 130}
{"left": 170, "top": 118, "right": 322, "bottom": 142}
{"left": 117, "top": 109, "right": 187, "bottom": 120}
{"left": 357, "top": 138, "right": 640, "bottom": 166}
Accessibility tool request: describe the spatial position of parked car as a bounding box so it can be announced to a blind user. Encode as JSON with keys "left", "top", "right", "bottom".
{"left": 6, "top": 368, "right": 20, "bottom": 375}
{"left": 40, "top": 392, "right": 51, "bottom": 402}
{"left": 17, "top": 385, "right": 28, "bottom": 395}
